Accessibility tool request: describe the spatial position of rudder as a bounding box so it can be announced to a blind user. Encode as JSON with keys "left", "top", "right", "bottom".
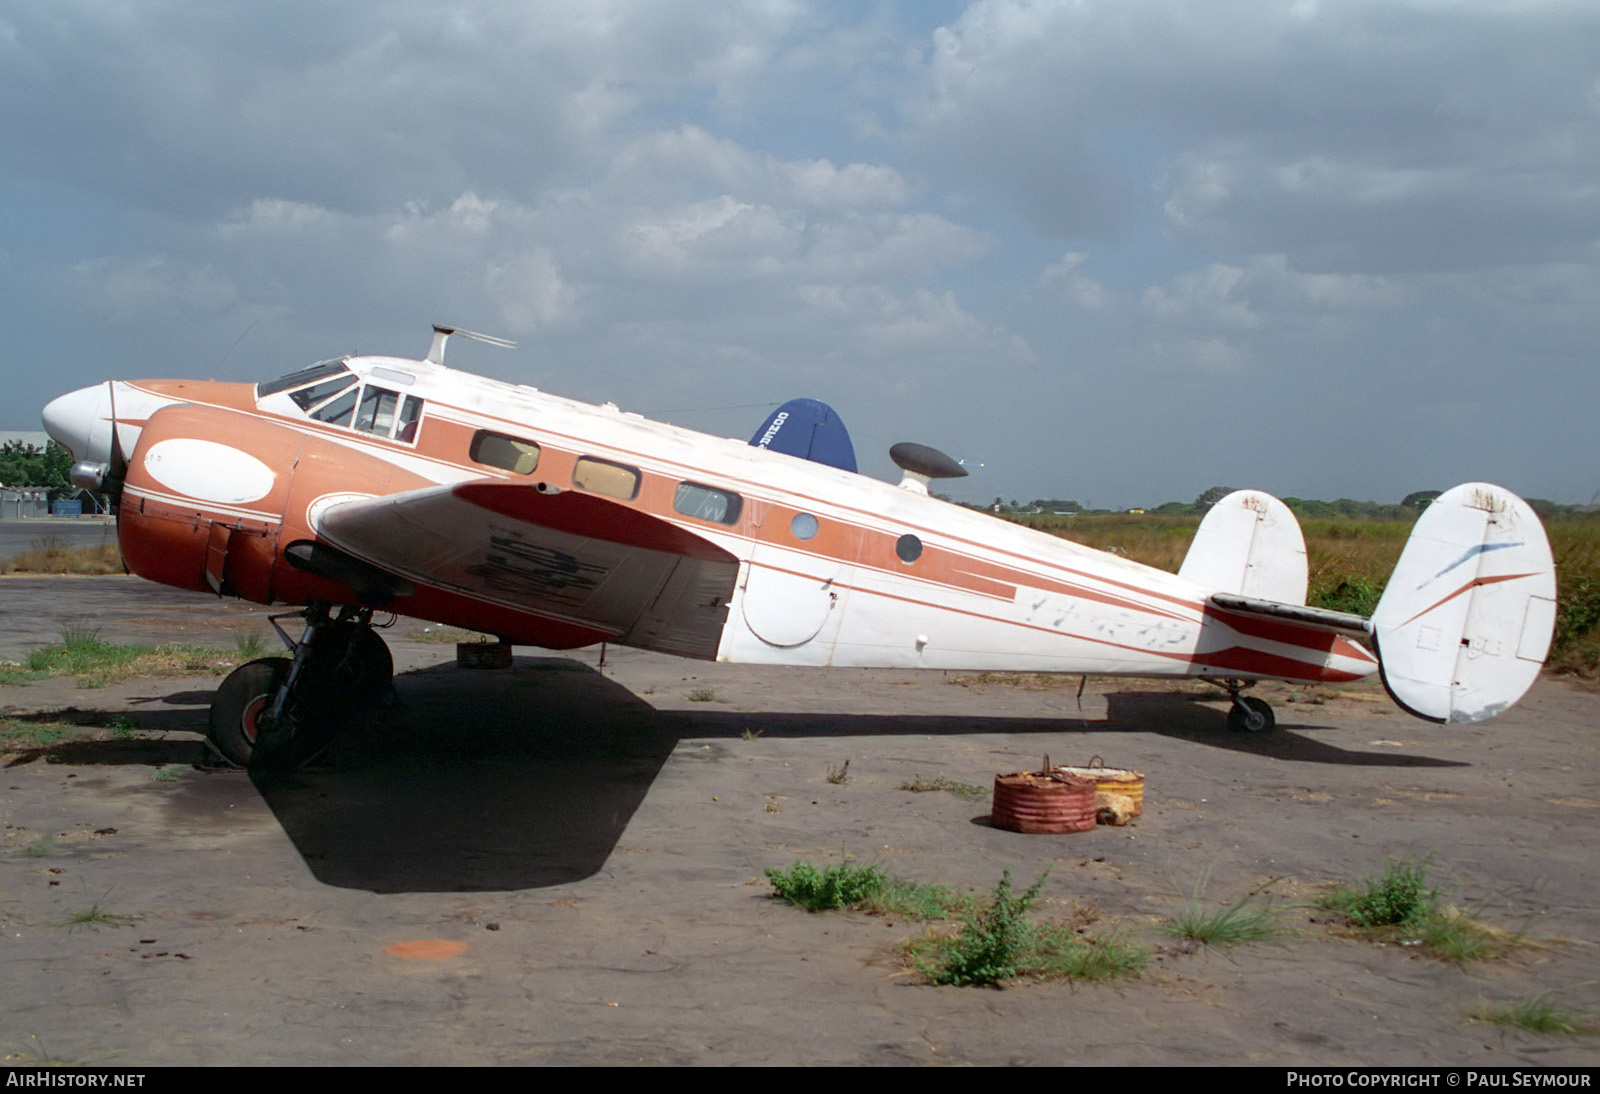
{"left": 1371, "top": 483, "right": 1556, "bottom": 723}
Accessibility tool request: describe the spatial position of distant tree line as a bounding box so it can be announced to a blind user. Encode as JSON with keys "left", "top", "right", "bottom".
{"left": 0, "top": 441, "right": 73, "bottom": 498}
{"left": 967, "top": 486, "right": 1592, "bottom": 522}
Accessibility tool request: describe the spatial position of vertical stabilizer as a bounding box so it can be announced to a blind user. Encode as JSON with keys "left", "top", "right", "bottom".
{"left": 1371, "top": 483, "right": 1555, "bottom": 723}
{"left": 1178, "top": 490, "right": 1309, "bottom": 604}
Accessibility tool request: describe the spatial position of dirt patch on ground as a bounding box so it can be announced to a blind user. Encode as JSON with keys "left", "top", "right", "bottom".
{"left": 3, "top": 577, "right": 1599, "bottom": 1065}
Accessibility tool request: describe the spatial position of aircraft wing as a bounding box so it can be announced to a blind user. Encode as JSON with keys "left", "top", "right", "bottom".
{"left": 313, "top": 480, "right": 739, "bottom": 658}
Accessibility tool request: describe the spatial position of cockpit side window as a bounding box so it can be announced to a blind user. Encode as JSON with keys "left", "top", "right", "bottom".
{"left": 289, "top": 374, "right": 358, "bottom": 413}
{"left": 310, "top": 387, "right": 358, "bottom": 427}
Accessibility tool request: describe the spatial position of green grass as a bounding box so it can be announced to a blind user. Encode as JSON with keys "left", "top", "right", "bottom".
{"left": 767, "top": 861, "right": 1146, "bottom": 987}
{"left": 898, "top": 774, "right": 990, "bottom": 801}
{"left": 1162, "top": 876, "right": 1285, "bottom": 947}
{"left": 1319, "top": 856, "right": 1518, "bottom": 963}
{"left": 765, "top": 859, "right": 891, "bottom": 911}
{"left": 1320, "top": 855, "right": 1438, "bottom": 927}
{"left": 58, "top": 901, "right": 135, "bottom": 931}
{"left": 1471, "top": 992, "right": 1597, "bottom": 1036}
{"left": 0, "top": 628, "right": 243, "bottom": 688}
{"left": 23, "top": 837, "right": 57, "bottom": 857}
{"left": 686, "top": 686, "right": 720, "bottom": 702}
{"left": 908, "top": 867, "right": 1147, "bottom": 986}
{"left": 0, "top": 718, "right": 70, "bottom": 750}
{"left": 764, "top": 859, "right": 973, "bottom": 920}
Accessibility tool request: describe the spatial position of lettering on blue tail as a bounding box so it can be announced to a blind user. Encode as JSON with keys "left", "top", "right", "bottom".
{"left": 748, "top": 398, "right": 857, "bottom": 473}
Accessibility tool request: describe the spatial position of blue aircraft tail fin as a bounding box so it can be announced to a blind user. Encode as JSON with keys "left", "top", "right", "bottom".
{"left": 748, "top": 398, "right": 857, "bottom": 473}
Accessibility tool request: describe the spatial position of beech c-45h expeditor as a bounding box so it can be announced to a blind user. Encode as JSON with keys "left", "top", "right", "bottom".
{"left": 42, "top": 326, "right": 1557, "bottom": 770}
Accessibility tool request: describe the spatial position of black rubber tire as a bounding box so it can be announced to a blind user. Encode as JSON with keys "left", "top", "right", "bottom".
{"left": 313, "top": 624, "right": 393, "bottom": 711}
{"left": 342, "top": 627, "right": 393, "bottom": 704}
{"left": 208, "top": 657, "right": 291, "bottom": 767}
{"left": 1227, "top": 695, "right": 1276, "bottom": 733}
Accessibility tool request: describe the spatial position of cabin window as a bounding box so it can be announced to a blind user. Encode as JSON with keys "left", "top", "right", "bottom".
{"left": 354, "top": 387, "right": 400, "bottom": 437}
{"left": 790, "top": 513, "right": 819, "bottom": 541}
{"left": 573, "top": 457, "right": 640, "bottom": 500}
{"left": 673, "top": 482, "right": 742, "bottom": 525}
{"left": 397, "top": 396, "right": 424, "bottom": 443}
{"left": 895, "top": 534, "right": 923, "bottom": 564}
{"left": 470, "top": 430, "right": 541, "bottom": 474}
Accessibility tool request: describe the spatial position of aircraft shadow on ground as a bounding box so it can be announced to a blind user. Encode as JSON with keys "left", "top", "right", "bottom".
{"left": 244, "top": 659, "right": 1467, "bottom": 895}
{"left": 7, "top": 658, "right": 1464, "bottom": 893}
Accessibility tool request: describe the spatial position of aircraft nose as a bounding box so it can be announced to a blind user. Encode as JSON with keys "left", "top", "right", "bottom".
{"left": 42, "top": 382, "right": 115, "bottom": 465}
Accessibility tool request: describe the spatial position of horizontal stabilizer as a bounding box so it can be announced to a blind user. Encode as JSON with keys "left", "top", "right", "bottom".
{"left": 750, "top": 398, "right": 857, "bottom": 473}
{"left": 1209, "top": 593, "right": 1371, "bottom": 640}
{"left": 1371, "top": 483, "right": 1556, "bottom": 723}
{"left": 1179, "top": 490, "right": 1308, "bottom": 604}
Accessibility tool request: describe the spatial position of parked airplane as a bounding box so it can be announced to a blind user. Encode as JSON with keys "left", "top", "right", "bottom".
{"left": 42, "top": 326, "right": 1557, "bottom": 770}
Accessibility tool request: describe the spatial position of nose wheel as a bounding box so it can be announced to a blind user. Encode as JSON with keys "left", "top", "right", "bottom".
{"left": 206, "top": 603, "right": 393, "bottom": 771}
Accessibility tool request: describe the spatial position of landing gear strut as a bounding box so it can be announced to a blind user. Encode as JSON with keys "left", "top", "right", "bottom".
{"left": 1207, "top": 678, "right": 1276, "bottom": 733}
{"left": 207, "top": 603, "right": 393, "bottom": 771}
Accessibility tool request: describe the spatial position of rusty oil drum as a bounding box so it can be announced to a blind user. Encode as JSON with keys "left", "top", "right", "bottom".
{"left": 990, "top": 771, "right": 1097, "bottom": 834}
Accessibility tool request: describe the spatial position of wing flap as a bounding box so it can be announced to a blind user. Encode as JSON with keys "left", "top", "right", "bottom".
{"left": 315, "top": 480, "right": 739, "bottom": 658}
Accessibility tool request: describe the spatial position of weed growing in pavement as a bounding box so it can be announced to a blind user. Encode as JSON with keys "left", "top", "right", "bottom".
{"left": 825, "top": 759, "right": 850, "bottom": 784}
{"left": 1319, "top": 855, "right": 1520, "bottom": 962}
{"left": 1161, "top": 872, "right": 1285, "bottom": 947}
{"left": 765, "top": 860, "right": 889, "bottom": 911}
{"left": 764, "top": 860, "right": 972, "bottom": 920}
{"left": 1470, "top": 992, "right": 1597, "bottom": 1036}
{"left": 686, "top": 686, "right": 720, "bottom": 702}
{"left": 908, "top": 867, "right": 1148, "bottom": 987}
{"left": 1320, "top": 855, "right": 1438, "bottom": 927}
{"left": 897, "top": 774, "right": 989, "bottom": 801}
{"left": 58, "top": 901, "right": 135, "bottom": 931}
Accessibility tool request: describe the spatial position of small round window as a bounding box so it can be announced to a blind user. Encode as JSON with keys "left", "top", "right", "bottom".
{"left": 895, "top": 534, "right": 923, "bottom": 563}
{"left": 790, "top": 513, "right": 819, "bottom": 541}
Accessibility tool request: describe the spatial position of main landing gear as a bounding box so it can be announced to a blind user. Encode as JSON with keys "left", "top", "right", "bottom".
{"left": 207, "top": 602, "right": 393, "bottom": 772}
{"left": 1206, "top": 678, "right": 1276, "bottom": 734}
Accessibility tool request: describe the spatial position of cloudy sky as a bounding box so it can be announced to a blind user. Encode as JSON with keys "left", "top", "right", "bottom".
{"left": 4, "top": 0, "right": 1596, "bottom": 508}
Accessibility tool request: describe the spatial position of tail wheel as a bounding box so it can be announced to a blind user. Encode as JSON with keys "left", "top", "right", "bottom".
{"left": 1227, "top": 695, "right": 1276, "bottom": 733}
{"left": 208, "top": 657, "right": 291, "bottom": 766}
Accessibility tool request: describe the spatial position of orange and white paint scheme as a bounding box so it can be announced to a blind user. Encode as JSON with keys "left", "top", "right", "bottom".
{"left": 42, "top": 326, "right": 1558, "bottom": 768}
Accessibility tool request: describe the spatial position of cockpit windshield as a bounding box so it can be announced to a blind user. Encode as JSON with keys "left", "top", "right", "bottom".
{"left": 256, "top": 358, "right": 425, "bottom": 444}
{"left": 256, "top": 359, "right": 351, "bottom": 399}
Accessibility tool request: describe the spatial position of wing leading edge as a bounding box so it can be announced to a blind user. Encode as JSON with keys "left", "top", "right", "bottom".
{"left": 314, "top": 480, "right": 740, "bottom": 659}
